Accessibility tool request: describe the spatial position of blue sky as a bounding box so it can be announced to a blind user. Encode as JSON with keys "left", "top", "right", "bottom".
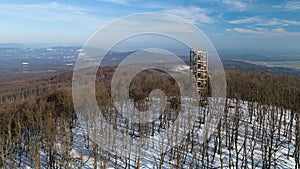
{"left": 0, "top": 0, "right": 299, "bottom": 53}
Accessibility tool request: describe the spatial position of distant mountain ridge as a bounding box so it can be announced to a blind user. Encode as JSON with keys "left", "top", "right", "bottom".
{"left": 0, "top": 46, "right": 299, "bottom": 76}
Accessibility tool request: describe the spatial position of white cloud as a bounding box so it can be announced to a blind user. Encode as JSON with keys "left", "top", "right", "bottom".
{"left": 112, "top": 14, "right": 198, "bottom": 33}
{"left": 233, "top": 28, "right": 260, "bottom": 34}
{"left": 285, "top": 1, "right": 300, "bottom": 10}
{"left": 228, "top": 17, "right": 260, "bottom": 24}
{"left": 99, "top": 0, "right": 129, "bottom": 5}
{"left": 229, "top": 17, "right": 300, "bottom": 28}
{"left": 256, "top": 18, "right": 300, "bottom": 27}
{"left": 143, "top": 2, "right": 168, "bottom": 9}
{"left": 225, "top": 28, "right": 232, "bottom": 32}
{"left": 0, "top": 2, "right": 98, "bottom": 23}
{"left": 165, "top": 7, "right": 214, "bottom": 24}
{"left": 273, "top": 1, "right": 300, "bottom": 11}
{"left": 0, "top": 2, "right": 108, "bottom": 30}
{"left": 282, "top": 20, "right": 300, "bottom": 25}
{"left": 229, "top": 27, "right": 300, "bottom": 36}
{"left": 256, "top": 18, "right": 287, "bottom": 26}
{"left": 272, "top": 28, "right": 300, "bottom": 36}
{"left": 222, "top": 0, "right": 246, "bottom": 11}
{"left": 253, "top": 27, "right": 267, "bottom": 32}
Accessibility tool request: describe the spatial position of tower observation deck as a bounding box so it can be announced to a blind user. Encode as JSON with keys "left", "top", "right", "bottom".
{"left": 190, "top": 48, "right": 209, "bottom": 105}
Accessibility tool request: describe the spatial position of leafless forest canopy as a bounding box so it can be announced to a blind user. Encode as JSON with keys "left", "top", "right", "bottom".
{"left": 0, "top": 66, "right": 299, "bottom": 168}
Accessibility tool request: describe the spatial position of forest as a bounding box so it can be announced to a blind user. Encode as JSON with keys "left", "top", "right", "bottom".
{"left": 0, "top": 66, "right": 299, "bottom": 168}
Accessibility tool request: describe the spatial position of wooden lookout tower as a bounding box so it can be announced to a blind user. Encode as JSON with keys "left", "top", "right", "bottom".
{"left": 190, "top": 48, "right": 209, "bottom": 105}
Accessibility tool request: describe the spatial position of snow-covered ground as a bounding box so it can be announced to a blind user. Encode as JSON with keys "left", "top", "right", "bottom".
{"left": 8, "top": 99, "right": 298, "bottom": 168}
